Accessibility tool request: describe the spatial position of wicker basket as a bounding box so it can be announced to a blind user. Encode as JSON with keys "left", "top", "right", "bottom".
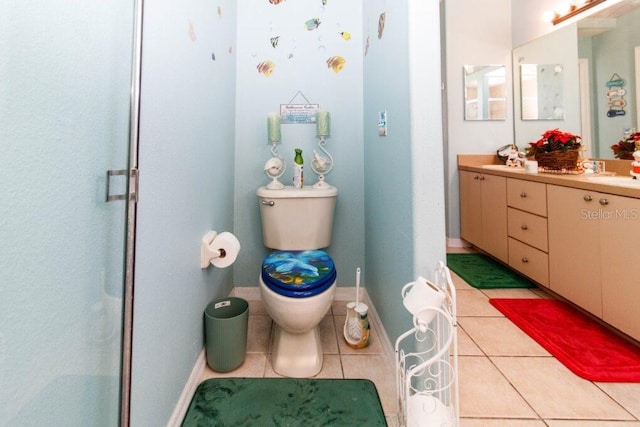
{"left": 535, "top": 149, "right": 580, "bottom": 171}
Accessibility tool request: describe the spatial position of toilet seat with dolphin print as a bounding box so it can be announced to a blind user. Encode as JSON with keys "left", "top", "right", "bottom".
{"left": 261, "top": 250, "right": 336, "bottom": 298}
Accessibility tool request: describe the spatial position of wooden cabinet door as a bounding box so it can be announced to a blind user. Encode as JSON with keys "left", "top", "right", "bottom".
{"left": 481, "top": 174, "right": 508, "bottom": 263}
{"left": 459, "top": 171, "right": 482, "bottom": 247}
{"left": 547, "top": 185, "right": 602, "bottom": 317}
{"left": 599, "top": 194, "right": 640, "bottom": 341}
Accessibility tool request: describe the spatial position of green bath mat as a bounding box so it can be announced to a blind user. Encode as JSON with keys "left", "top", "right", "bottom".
{"left": 182, "top": 378, "right": 387, "bottom": 426}
{"left": 446, "top": 253, "right": 537, "bottom": 289}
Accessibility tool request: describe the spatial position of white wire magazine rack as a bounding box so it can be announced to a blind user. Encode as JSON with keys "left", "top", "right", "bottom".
{"left": 395, "top": 261, "right": 459, "bottom": 427}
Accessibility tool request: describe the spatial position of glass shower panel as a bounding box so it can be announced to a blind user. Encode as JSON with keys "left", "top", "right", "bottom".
{"left": 0, "top": 1, "right": 135, "bottom": 425}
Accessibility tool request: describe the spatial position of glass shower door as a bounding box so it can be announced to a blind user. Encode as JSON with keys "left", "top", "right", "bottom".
{"left": 0, "top": 1, "right": 138, "bottom": 425}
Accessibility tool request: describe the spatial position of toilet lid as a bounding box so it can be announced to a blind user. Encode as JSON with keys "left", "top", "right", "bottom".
{"left": 261, "top": 250, "right": 336, "bottom": 298}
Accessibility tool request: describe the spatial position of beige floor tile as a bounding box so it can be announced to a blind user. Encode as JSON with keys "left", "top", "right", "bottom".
{"left": 458, "top": 356, "right": 537, "bottom": 419}
{"left": 596, "top": 382, "right": 640, "bottom": 420}
{"left": 246, "top": 298, "right": 268, "bottom": 315}
{"left": 334, "top": 314, "right": 385, "bottom": 355}
{"left": 341, "top": 354, "right": 397, "bottom": 417}
{"left": 331, "top": 299, "right": 348, "bottom": 316}
{"left": 492, "top": 356, "right": 634, "bottom": 420}
{"left": 450, "top": 271, "right": 474, "bottom": 290}
{"left": 461, "top": 419, "right": 546, "bottom": 427}
{"left": 215, "top": 268, "right": 640, "bottom": 425}
{"left": 246, "top": 314, "right": 272, "bottom": 353}
{"left": 202, "top": 353, "right": 267, "bottom": 379}
{"left": 263, "top": 354, "right": 281, "bottom": 378}
{"left": 320, "top": 314, "right": 339, "bottom": 354}
{"left": 545, "top": 421, "right": 640, "bottom": 426}
{"left": 385, "top": 414, "right": 400, "bottom": 426}
{"left": 459, "top": 317, "right": 550, "bottom": 357}
{"left": 446, "top": 246, "right": 476, "bottom": 254}
{"left": 479, "top": 288, "right": 544, "bottom": 299}
{"left": 313, "top": 354, "right": 344, "bottom": 379}
{"left": 457, "top": 326, "right": 484, "bottom": 356}
{"left": 457, "top": 289, "right": 502, "bottom": 317}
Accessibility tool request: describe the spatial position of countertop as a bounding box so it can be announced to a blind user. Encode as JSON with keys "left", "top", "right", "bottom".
{"left": 458, "top": 154, "right": 640, "bottom": 199}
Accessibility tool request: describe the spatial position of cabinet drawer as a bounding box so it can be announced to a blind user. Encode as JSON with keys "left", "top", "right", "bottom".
{"left": 507, "top": 208, "right": 548, "bottom": 252}
{"left": 508, "top": 238, "right": 549, "bottom": 287}
{"left": 507, "top": 179, "right": 547, "bottom": 216}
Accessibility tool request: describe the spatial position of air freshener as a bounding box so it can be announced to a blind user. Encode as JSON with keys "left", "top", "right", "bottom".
{"left": 293, "top": 148, "right": 304, "bottom": 188}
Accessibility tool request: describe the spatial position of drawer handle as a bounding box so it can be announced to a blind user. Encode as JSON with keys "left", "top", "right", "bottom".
{"left": 599, "top": 198, "right": 609, "bottom": 206}
{"left": 521, "top": 257, "right": 529, "bottom": 264}
{"left": 583, "top": 195, "right": 593, "bottom": 202}
{"left": 520, "top": 192, "right": 527, "bottom": 198}
{"left": 474, "top": 175, "right": 480, "bottom": 180}
{"left": 521, "top": 224, "right": 528, "bottom": 230}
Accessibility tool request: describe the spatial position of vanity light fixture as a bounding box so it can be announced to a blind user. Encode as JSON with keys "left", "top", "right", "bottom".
{"left": 545, "top": 0, "right": 607, "bottom": 25}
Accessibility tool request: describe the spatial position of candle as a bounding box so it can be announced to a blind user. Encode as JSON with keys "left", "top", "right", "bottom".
{"left": 267, "top": 113, "right": 281, "bottom": 143}
{"left": 316, "top": 111, "right": 331, "bottom": 137}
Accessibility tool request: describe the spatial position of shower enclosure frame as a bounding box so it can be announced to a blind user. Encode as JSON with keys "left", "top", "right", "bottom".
{"left": 119, "top": 0, "right": 144, "bottom": 425}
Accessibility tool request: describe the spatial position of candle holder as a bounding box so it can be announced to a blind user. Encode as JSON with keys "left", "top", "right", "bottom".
{"left": 311, "top": 136, "right": 334, "bottom": 189}
{"left": 312, "top": 111, "right": 334, "bottom": 189}
{"left": 264, "top": 142, "right": 286, "bottom": 189}
{"left": 265, "top": 113, "right": 285, "bottom": 189}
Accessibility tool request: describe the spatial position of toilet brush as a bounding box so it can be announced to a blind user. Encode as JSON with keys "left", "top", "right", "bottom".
{"left": 343, "top": 268, "right": 370, "bottom": 348}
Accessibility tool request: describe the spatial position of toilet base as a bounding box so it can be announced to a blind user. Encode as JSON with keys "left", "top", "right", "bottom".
{"left": 270, "top": 324, "right": 323, "bottom": 378}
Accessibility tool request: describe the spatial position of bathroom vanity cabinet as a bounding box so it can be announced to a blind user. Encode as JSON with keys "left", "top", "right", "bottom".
{"left": 547, "top": 185, "right": 640, "bottom": 339}
{"left": 547, "top": 185, "right": 603, "bottom": 316}
{"left": 458, "top": 155, "right": 640, "bottom": 342}
{"left": 507, "top": 178, "right": 549, "bottom": 287}
{"left": 459, "top": 171, "right": 508, "bottom": 263}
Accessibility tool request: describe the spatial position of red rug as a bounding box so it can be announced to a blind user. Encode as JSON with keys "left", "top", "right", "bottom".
{"left": 490, "top": 298, "right": 640, "bottom": 382}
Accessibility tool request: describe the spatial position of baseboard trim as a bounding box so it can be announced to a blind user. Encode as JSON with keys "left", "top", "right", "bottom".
{"left": 446, "top": 237, "right": 471, "bottom": 248}
{"left": 166, "top": 348, "right": 206, "bottom": 427}
{"left": 361, "top": 289, "right": 396, "bottom": 373}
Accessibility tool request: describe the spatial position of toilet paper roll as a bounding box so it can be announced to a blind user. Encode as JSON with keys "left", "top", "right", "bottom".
{"left": 402, "top": 276, "right": 446, "bottom": 324}
{"left": 209, "top": 232, "right": 241, "bottom": 268}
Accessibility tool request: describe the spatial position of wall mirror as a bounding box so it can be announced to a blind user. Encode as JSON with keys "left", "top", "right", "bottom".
{"left": 520, "top": 63, "right": 565, "bottom": 120}
{"left": 463, "top": 65, "right": 506, "bottom": 121}
{"left": 513, "top": 0, "right": 640, "bottom": 158}
{"left": 513, "top": 25, "right": 580, "bottom": 150}
{"left": 577, "top": 1, "right": 640, "bottom": 158}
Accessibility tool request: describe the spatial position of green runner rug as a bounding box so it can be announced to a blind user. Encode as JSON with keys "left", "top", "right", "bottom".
{"left": 182, "top": 378, "right": 387, "bottom": 426}
{"left": 446, "top": 253, "right": 537, "bottom": 289}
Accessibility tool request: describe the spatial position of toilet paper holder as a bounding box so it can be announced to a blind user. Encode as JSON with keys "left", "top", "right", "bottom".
{"left": 200, "top": 231, "right": 240, "bottom": 269}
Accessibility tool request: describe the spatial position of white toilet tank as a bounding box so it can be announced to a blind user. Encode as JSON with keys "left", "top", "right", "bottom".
{"left": 257, "top": 185, "right": 338, "bottom": 250}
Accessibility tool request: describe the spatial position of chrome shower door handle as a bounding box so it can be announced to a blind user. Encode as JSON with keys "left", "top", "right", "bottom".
{"left": 106, "top": 168, "right": 138, "bottom": 202}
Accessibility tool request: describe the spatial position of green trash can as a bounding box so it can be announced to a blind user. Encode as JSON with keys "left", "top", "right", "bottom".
{"left": 204, "top": 297, "right": 249, "bottom": 372}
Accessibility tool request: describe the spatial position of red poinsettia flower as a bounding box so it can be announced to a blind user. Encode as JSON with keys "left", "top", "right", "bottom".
{"left": 526, "top": 129, "right": 582, "bottom": 156}
{"left": 543, "top": 128, "right": 580, "bottom": 144}
{"left": 611, "top": 132, "right": 640, "bottom": 159}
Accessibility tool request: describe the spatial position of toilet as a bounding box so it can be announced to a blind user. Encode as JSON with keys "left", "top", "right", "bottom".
{"left": 257, "top": 185, "right": 338, "bottom": 378}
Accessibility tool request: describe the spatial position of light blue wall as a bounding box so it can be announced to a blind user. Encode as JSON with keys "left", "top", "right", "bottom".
{"left": 363, "top": 0, "right": 446, "bottom": 342}
{"left": 131, "top": 0, "right": 237, "bottom": 425}
{"left": 233, "top": 0, "right": 365, "bottom": 287}
{"left": 1, "top": 1, "right": 133, "bottom": 423}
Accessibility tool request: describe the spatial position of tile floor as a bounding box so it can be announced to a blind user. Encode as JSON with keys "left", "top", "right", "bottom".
{"left": 201, "top": 248, "right": 640, "bottom": 426}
